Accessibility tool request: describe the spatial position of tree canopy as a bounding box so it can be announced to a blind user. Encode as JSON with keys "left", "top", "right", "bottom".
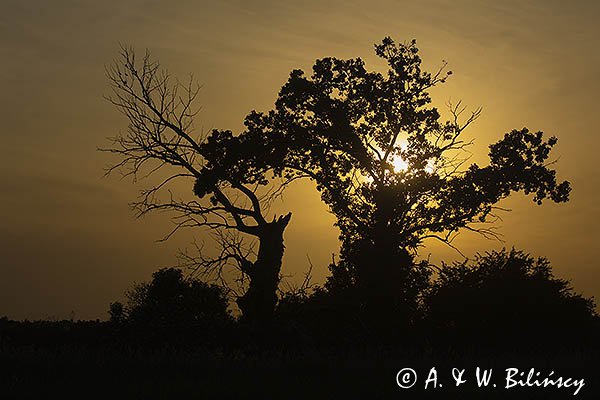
{"left": 228, "top": 37, "right": 570, "bottom": 315}
{"left": 242, "top": 37, "right": 570, "bottom": 248}
{"left": 426, "top": 249, "right": 597, "bottom": 347}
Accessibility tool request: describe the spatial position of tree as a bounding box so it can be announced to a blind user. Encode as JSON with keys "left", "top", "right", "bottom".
{"left": 234, "top": 37, "right": 571, "bottom": 318}
{"left": 108, "top": 301, "right": 125, "bottom": 324}
{"left": 125, "top": 268, "right": 230, "bottom": 323}
{"left": 426, "top": 249, "right": 597, "bottom": 348}
{"left": 112, "top": 268, "right": 232, "bottom": 344}
{"left": 103, "top": 47, "right": 297, "bottom": 325}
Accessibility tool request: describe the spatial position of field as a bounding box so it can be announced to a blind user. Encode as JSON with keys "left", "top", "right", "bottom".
{"left": 2, "top": 341, "right": 599, "bottom": 399}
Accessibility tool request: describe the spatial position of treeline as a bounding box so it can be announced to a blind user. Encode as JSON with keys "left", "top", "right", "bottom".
{"left": 2, "top": 249, "right": 596, "bottom": 353}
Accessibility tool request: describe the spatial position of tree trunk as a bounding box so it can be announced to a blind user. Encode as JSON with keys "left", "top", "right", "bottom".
{"left": 237, "top": 213, "right": 291, "bottom": 325}
{"left": 352, "top": 219, "right": 428, "bottom": 330}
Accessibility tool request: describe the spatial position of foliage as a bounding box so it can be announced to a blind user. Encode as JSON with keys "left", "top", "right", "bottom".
{"left": 243, "top": 37, "right": 569, "bottom": 247}
{"left": 232, "top": 37, "right": 571, "bottom": 320}
{"left": 426, "top": 249, "right": 598, "bottom": 347}
{"left": 126, "top": 268, "right": 230, "bottom": 323}
{"left": 108, "top": 301, "right": 125, "bottom": 324}
{"left": 113, "top": 268, "right": 232, "bottom": 344}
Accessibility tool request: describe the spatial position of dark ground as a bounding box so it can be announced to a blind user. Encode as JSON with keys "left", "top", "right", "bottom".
{"left": 1, "top": 330, "right": 598, "bottom": 399}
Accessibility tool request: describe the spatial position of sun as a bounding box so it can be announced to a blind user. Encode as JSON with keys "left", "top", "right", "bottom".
{"left": 391, "top": 156, "right": 409, "bottom": 172}
{"left": 390, "top": 156, "right": 437, "bottom": 174}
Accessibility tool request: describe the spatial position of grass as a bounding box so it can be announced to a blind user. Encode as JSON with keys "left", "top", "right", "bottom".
{"left": 2, "top": 344, "right": 598, "bottom": 399}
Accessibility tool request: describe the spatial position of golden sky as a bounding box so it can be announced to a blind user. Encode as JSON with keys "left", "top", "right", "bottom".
{"left": 1, "top": 0, "right": 599, "bottom": 319}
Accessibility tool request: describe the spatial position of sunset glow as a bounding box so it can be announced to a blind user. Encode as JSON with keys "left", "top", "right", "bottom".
{"left": 1, "top": 0, "right": 598, "bottom": 321}
{"left": 391, "top": 156, "right": 409, "bottom": 172}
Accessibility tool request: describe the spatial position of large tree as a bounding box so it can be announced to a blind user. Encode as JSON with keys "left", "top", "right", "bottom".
{"left": 234, "top": 37, "right": 571, "bottom": 317}
{"left": 103, "top": 47, "right": 297, "bottom": 325}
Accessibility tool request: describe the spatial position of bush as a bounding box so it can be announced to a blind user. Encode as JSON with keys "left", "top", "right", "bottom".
{"left": 425, "top": 248, "right": 598, "bottom": 349}
{"left": 112, "top": 268, "right": 232, "bottom": 345}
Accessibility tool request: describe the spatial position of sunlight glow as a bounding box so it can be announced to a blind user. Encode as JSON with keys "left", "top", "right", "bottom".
{"left": 392, "top": 156, "right": 409, "bottom": 172}
{"left": 390, "top": 156, "right": 436, "bottom": 174}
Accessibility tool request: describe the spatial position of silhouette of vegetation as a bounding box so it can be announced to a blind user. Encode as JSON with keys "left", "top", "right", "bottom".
{"left": 109, "top": 268, "right": 232, "bottom": 345}
{"left": 102, "top": 38, "right": 573, "bottom": 335}
{"left": 6, "top": 37, "right": 590, "bottom": 398}
{"left": 2, "top": 254, "right": 598, "bottom": 398}
{"left": 108, "top": 301, "right": 125, "bottom": 324}
{"left": 103, "top": 48, "right": 297, "bottom": 325}
{"left": 225, "top": 37, "right": 571, "bottom": 328}
{"left": 426, "top": 249, "right": 598, "bottom": 349}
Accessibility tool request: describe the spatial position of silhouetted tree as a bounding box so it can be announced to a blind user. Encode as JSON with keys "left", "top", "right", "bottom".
{"left": 103, "top": 47, "right": 298, "bottom": 325}
{"left": 108, "top": 301, "right": 125, "bottom": 324}
{"left": 116, "top": 268, "right": 231, "bottom": 343}
{"left": 426, "top": 249, "right": 597, "bottom": 348}
{"left": 233, "top": 37, "right": 571, "bottom": 321}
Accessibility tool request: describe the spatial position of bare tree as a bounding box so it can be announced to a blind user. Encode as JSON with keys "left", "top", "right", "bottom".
{"left": 102, "top": 46, "right": 296, "bottom": 324}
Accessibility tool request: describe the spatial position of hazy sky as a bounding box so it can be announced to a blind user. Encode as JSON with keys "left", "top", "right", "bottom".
{"left": 1, "top": 0, "right": 599, "bottom": 319}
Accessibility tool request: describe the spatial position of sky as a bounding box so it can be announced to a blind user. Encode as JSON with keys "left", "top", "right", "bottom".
{"left": 1, "top": 0, "right": 599, "bottom": 320}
